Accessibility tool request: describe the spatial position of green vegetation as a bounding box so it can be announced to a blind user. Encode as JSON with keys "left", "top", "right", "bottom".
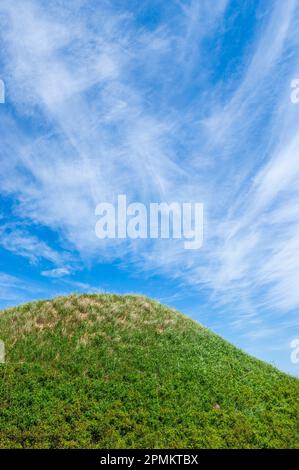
{"left": 0, "top": 294, "right": 298, "bottom": 448}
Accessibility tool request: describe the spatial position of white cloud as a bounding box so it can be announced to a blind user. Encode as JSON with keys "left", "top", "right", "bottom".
{"left": 0, "top": 272, "right": 30, "bottom": 303}
{"left": 0, "top": 225, "right": 64, "bottom": 265}
{"left": 41, "top": 267, "right": 71, "bottom": 278}
{"left": 0, "top": 0, "right": 299, "bottom": 338}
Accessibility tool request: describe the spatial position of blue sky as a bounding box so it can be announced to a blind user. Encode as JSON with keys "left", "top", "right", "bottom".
{"left": 0, "top": 0, "right": 299, "bottom": 375}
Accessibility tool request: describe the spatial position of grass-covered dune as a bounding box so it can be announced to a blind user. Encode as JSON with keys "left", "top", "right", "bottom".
{"left": 0, "top": 294, "right": 298, "bottom": 448}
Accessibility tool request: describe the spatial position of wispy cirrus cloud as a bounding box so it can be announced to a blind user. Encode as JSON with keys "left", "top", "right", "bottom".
{"left": 41, "top": 267, "right": 71, "bottom": 278}
{"left": 0, "top": 272, "right": 27, "bottom": 301}
{"left": 0, "top": 0, "right": 299, "bottom": 373}
{"left": 0, "top": 224, "right": 64, "bottom": 265}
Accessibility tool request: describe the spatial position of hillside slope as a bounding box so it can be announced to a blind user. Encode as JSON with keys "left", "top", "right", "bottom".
{"left": 0, "top": 294, "right": 298, "bottom": 448}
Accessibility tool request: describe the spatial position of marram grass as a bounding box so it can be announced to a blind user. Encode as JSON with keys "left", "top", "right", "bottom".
{"left": 0, "top": 294, "right": 298, "bottom": 448}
